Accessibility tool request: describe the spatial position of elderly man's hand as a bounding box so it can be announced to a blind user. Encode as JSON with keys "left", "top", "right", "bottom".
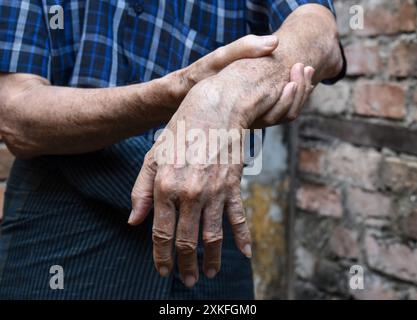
{"left": 128, "top": 54, "right": 315, "bottom": 287}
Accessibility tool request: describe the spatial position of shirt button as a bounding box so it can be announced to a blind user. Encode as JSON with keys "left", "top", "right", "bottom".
{"left": 133, "top": 3, "right": 144, "bottom": 15}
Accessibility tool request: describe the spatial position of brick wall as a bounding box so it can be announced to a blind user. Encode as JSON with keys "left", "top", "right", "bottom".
{"left": 295, "top": 0, "right": 417, "bottom": 299}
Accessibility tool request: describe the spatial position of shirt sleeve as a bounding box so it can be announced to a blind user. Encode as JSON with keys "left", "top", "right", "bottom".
{"left": 0, "top": 0, "right": 50, "bottom": 79}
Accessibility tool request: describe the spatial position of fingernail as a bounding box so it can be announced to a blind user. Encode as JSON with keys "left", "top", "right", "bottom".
{"left": 159, "top": 266, "right": 169, "bottom": 277}
{"left": 262, "top": 35, "right": 278, "bottom": 47}
{"left": 127, "top": 209, "right": 136, "bottom": 224}
{"left": 184, "top": 275, "right": 196, "bottom": 288}
{"left": 206, "top": 269, "right": 217, "bottom": 279}
{"left": 243, "top": 244, "right": 252, "bottom": 258}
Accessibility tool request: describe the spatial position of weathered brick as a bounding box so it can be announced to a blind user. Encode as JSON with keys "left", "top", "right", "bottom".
{"left": 389, "top": 41, "right": 417, "bottom": 77}
{"left": 313, "top": 259, "right": 348, "bottom": 295}
{"left": 365, "top": 235, "right": 417, "bottom": 284}
{"left": 294, "top": 0, "right": 417, "bottom": 300}
{"left": 298, "top": 147, "right": 324, "bottom": 175}
{"left": 345, "top": 42, "right": 382, "bottom": 76}
{"left": 327, "top": 143, "right": 382, "bottom": 190}
{"left": 353, "top": 82, "right": 406, "bottom": 120}
{"left": 300, "top": 118, "right": 417, "bottom": 157}
{"left": 346, "top": 187, "right": 393, "bottom": 218}
{"left": 357, "top": 0, "right": 417, "bottom": 36}
{"left": 307, "top": 82, "right": 350, "bottom": 115}
{"left": 296, "top": 183, "right": 343, "bottom": 218}
{"left": 329, "top": 226, "right": 359, "bottom": 259}
{"left": 0, "top": 146, "right": 14, "bottom": 180}
{"left": 380, "top": 156, "right": 417, "bottom": 192}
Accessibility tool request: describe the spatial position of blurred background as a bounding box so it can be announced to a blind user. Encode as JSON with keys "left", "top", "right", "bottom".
{"left": 242, "top": 0, "right": 417, "bottom": 299}
{"left": 1, "top": 0, "right": 417, "bottom": 299}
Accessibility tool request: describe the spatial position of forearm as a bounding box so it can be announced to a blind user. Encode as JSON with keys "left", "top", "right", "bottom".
{"left": 0, "top": 73, "right": 178, "bottom": 157}
{"left": 272, "top": 3, "right": 342, "bottom": 83}
{"left": 0, "top": 34, "right": 282, "bottom": 158}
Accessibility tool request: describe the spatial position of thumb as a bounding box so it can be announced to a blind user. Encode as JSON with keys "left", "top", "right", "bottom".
{"left": 129, "top": 152, "right": 157, "bottom": 225}
{"left": 209, "top": 34, "right": 279, "bottom": 70}
{"left": 225, "top": 34, "right": 279, "bottom": 60}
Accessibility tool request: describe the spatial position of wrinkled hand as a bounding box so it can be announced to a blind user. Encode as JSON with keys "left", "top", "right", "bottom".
{"left": 129, "top": 41, "right": 317, "bottom": 288}
{"left": 129, "top": 83, "right": 251, "bottom": 287}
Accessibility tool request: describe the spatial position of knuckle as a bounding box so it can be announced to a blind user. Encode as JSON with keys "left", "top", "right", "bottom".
{"left": 175, "top": 239, "right": 197, "bottom": 254}
{"left": 181, "top": 184, "right": 203, "bottom": 200}
{"left": 185, "top": 66, "right": 199, "bottom": 86}
{"left": 213, "top": 46, "right": 226, "bottom": 63}
{"left": 144, "top": 151, "right": 157, "bottom": 170}
{"left": 242, "top": 34, "right": 256, "bottom": 47}
{"left": 208, "top": 181, "right": 223, "bottom": 195}
{"left": 152, "top": 227, "right": 174, "bottom": 244}
{"left": 154, "top": 255, "right": 172, "bottom": 267}
{"left": 131, "top": 190, "right": 153, "bottom": 208}
{"left": 230, "top": 214, "right": 246, "bottom": 226}
{"left": 236, "top": 228, "right": 251, "bottom": 243}
{"left": 131, "top": 189, "right": 147, "bottom": 205}
{"left": 157, "top": 178, "right": 175, "bottom": 194}
{"left": 131, "top": 189, "right": 139, "bottom": 201}
{"left": 144, "top": 151, "right": 153, "bottom": 164}
{"left": 203, "top": 232, "right": 223, "bottom": 245}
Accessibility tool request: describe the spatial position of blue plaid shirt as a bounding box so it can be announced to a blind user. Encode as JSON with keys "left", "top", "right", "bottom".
{"left": 0, "top": 0, "right": 337, "bottom": 86}
{"left": 0, "top": 0, "right": 341, "bottom": 299}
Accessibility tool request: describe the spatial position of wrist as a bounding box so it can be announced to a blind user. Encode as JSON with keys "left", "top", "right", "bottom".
{"left": 178, "top": 75, "right": 250, "bottom": 129}
{"left": 156, "top": 72, "right": 186, "bottom": 109}
{"left": 201, "top": 73, "right": 259, "bottom": 128}
{"left": 213, "top": 58, "right": 289, "bottom": 126}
